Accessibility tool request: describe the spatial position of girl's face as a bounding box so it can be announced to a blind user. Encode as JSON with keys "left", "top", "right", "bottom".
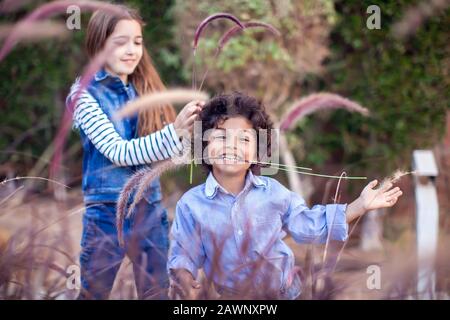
{"left": 207, "top": 116, "right": 258, "bottom": 176}
{"left": 104, "top": 19, "right": 143, "bottom": 83}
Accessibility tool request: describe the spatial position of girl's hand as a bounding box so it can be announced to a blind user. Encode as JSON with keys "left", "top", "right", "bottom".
{"left": 173, "top": 100, "right": 205, "bottom": 140}
{"left": 360, "top": 179, "right": 403, "bottom": 211}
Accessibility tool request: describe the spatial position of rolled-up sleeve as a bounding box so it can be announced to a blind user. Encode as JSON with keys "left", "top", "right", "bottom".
{"left": 167, "top": 201, "right": 206, "bottom": 279}
{"left": 282, "top": 191, "right": 348, "bottom": 244}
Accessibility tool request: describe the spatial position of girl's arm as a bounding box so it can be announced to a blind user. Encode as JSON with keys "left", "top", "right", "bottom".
{"left": 70, "top": 89, "right": 183, "bottom": 167}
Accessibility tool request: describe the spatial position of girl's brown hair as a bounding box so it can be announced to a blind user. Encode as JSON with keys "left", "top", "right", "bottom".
{"left": 85, "top": 4, "right": 176, "bottom": 135}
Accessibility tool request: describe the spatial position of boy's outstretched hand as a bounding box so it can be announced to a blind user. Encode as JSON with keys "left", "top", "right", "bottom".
{"left": 346, "top": 179, "right": 403, "bottom": 223}
{"left": 361, "top": 179, "right": 403, "bottom": 211}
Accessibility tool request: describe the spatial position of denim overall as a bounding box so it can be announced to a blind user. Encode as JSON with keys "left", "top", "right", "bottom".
{"left": 73, "top": 69, "right": 169, "bottom": 299}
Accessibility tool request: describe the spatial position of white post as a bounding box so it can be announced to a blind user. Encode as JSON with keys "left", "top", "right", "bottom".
{"left": 412, "top": 150, "right": 439, "bottom": 299}
{"left": 360, "top": 208, "right": 384, "bottom": 251}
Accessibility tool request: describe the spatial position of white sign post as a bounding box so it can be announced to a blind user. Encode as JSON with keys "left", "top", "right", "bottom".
{"left": 412, "top": 150, "right": 439, "bottom": 299}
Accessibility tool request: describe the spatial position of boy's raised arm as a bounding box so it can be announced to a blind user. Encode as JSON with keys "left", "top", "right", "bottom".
{"left": 282, "top": 191, "right": 349, "bottom": 244}
{"left": 282, "top": 179, "right": 403, "bottom": 245}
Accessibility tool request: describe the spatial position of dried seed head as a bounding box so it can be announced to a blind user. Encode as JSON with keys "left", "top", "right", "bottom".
{"left": 280, "top": 93, "right": 370, "bottom": 131}
{"left": 117, "top": 160, "right": 184, "bottom": 247}
{"left": 0, "top": 0, "right": 125, "bottom": 62}
{"left": 193, "top": 12, "right": 244, "bottom": 51}
{"left": 217, "top": 21, "right": 280, "bottom": 53}
{"left": 116, "top": 168, "right": 152, "bottom": 247}
{"left": 380, "top": 169, "right": 416, "bottom": 189}
{"left": 113, "top": 89, "right": 209, "bottom": 120}
{"left": 0, "top": 21, "right": 69, "bottom": 42}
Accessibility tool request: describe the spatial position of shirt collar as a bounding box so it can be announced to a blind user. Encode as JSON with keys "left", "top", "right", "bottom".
{"left": 93, "top": 68, "right": 110, "bottom": 82}
{"left": 93, "top": 68, "right": 134, "bottom": 93}
{"left": 204, "top": 170, "right": 267, "bottom": 199}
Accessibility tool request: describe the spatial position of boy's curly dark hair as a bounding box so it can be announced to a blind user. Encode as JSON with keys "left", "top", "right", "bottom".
{"left": 198, "top": 92, "right": 274, "bottom": 174}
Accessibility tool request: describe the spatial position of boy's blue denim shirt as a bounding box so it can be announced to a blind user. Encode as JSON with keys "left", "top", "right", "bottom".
{"left": 168, "top": 171, "right": 349, "bottom": 299}
{"left": 68, "top": 68, "right": 161, "bottom": 204}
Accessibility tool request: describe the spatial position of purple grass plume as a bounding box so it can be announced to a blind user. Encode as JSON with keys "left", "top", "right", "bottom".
{"left": 116, "top": 167, "right": 152, "bottom": 248}
{"left": 218, "top": 21, "right": 281, "bottom": 53}
{"left": 280, "top": 93, "right": 370, "bottom": 131}
{"left": 193, "top": 12, "right": 244, "bottom": 52}
{"left": 0, "top": 0, "right": 124, "bottom": 62}
{"left": 116, "top": 160, "right": 182, "bottom": 247}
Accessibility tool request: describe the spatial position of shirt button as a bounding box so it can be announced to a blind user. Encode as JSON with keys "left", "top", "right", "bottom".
{"left": 237, "top": 230, "right": 243, "bottom": 236}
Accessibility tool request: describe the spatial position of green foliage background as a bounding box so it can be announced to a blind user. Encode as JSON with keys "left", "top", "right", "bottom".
{"left": 298, "top": 0, "right": 449, "bottom": 178}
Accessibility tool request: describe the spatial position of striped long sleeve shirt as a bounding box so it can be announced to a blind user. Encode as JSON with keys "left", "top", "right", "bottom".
{"left": 70, "top": 88, "right": 183, "bottom": 167}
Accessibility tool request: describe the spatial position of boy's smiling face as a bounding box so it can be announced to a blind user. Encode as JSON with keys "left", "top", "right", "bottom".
{"left": 207, "top": 116, "right": 257, "bottom": 176}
